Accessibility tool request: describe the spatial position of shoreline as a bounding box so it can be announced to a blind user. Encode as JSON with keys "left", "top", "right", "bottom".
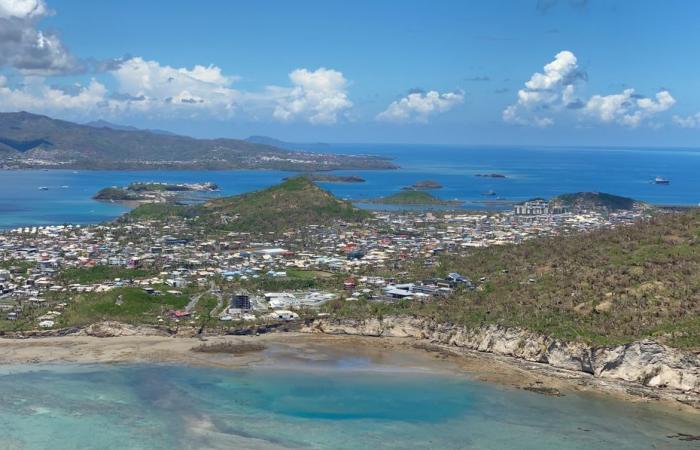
{"left": 1, "top": 330, "right": 698, "bottom": 415}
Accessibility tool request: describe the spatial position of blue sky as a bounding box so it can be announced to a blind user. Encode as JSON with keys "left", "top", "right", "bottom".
{"left": 1, "top": 0, "right": 699, "bottom": 145}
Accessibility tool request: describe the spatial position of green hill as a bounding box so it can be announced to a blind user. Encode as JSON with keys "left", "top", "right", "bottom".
{"left": 330, "top": 209, "right": 700, "bottom": 350}
{"left": 0, "top": 111, "right": 397, "bottom": 171}
{"left": 126, "top": 177, "right": 371, "bottom": 233}
{"left": 371, "top": 190, "right": 461, "bottom": 206}
{"left": 551, "top": 192, "right": 639, "bottom": 212}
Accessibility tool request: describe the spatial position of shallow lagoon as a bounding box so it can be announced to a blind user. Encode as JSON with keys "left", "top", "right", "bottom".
{"left": 0, "top": 361, "right": 698, "bottom": 450}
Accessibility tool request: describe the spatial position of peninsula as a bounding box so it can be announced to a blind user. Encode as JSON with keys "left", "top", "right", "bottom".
{"left": 94, "top": 182, "right": 219, "bottom": 203}
{"left": 0, "top": 112, "right": 398, "bottom": 171}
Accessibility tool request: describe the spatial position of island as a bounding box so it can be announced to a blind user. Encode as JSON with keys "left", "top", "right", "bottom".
{"left": 284, "top": 174, "right": 366, "bottom": 183}
{"left": 369, "top": 190, "right": 462, "bottom": 206}
{"left": 401, "top": 180, "right": 443, "bottom": 190}
{"left": 475, "top": 173, "right": 507, "bottom": 178}
{"left": 94, "top": 182, "right": 219, "bottom": 203}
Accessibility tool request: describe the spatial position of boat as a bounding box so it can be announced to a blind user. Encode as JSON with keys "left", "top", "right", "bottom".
{"left": 38, "top": 186, "right": 49, "bottom": 191}
{"left": 653, "top": 176, "right": 670, "bottom": 185}
{"left": 481, "top": 190, "right": 497, "bottom": 196}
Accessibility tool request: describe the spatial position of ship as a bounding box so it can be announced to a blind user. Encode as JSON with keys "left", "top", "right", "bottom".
{"left": 481, "top": 190, "right": 497, "bottom": 196}
{"left": 38, "top": 186, "right": 49, "bottom": 191}
{"left": 653, "top": 176, "right": 670, "bottom": 185}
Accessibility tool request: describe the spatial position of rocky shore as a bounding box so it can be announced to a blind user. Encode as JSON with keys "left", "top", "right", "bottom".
{"left": 2, "top": 318, "right": 699, "bottom": 410}
{"left": 301, "top": 317, "right": 700, "bottom": 408}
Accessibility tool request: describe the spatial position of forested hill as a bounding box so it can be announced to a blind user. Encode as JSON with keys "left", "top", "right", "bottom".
{"left": 0, "top": 112, "right": 396, "bottom": 171}
{"left": 126, "top": 176, "right": 371, "bottom": 233}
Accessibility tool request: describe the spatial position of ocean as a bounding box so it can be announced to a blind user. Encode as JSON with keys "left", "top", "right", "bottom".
{"left": 1, "top": 145, "right": 700, "bottom": 229}
{"left": 0, "top": 362, "right": 698, "bottom": 449}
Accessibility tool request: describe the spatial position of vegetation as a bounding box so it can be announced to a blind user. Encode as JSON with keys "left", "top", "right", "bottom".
{"left": 371, "top": 190, "right": 460, "bottom": 205}
{"left": 406, "top": 180, "right": 443, "bottom": 189}
{"left": 294, "top": 174, "right": 365, "bottom": 183}
{"left": 551, "top": 192, "right": 639, "bottom": 212}
{"left": 93, "top": 187, "right": 144, "bottom": 201}
{"left": 326, "top": 210, "right": 700, "bottom": 350}
{"left": 127, "top": 177, "right": 371, "bottom": 233}
{"left": 58, "top": 287, "right": 189, "bottom": 327}
{"left": 57, "top": 265, "right": 156, "bottom": 284}
{"left": 0, "top": 111, "right": 398, "bottom": 170}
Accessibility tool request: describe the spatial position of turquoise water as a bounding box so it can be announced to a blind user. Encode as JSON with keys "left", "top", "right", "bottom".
{"left": 2, "top": 145, "right": 700, "bottom": 228}
{"left": 0, "top": 363, "right": 698, "bottom": 449}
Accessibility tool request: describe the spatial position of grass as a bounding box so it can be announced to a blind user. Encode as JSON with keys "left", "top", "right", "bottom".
{"left": 126, "top": 177, "right": 370, "bottom": 234}
{"left": 372, "top": 190, "right": 459, "bottom": 205}
{"left": 325, "top": 210, "right": 700, "bottom": 350}
{"left": 0, "top": 259, "right": 34, "bottom": 271}
{"left": 58, "top": 287, "right": 189, "bottom": 327}
{"left": 58, "top": 265, "right": 156, "bottom": 284}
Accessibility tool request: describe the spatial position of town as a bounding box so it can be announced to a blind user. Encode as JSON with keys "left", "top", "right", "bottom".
{"left": 0, "top": 199, "right": 653, "bottom": 333}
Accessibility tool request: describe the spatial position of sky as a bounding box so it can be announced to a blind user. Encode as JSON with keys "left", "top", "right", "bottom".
{"left": 1, "top": 0, "right": 699, "bottom": 146}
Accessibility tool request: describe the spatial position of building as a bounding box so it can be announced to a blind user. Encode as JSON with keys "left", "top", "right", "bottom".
{"left": 232, "top": 292, "right": 251, "bottom": 310}
{"left": 514, "top": 200, "right": 550, "bottom": 216}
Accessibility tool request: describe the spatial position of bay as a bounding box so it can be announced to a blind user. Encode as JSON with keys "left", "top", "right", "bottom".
{"left": 0, "top": 362, "right": 699, "bottom": 450}
{"left": 1, "top": 145, "right": 700, "bottom": 228}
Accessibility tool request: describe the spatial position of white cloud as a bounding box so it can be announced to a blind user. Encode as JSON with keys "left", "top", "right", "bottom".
{"left": 271, "top": 68, "right": 352, "bottom": 125}
{"left": 0, "top": 0, "right": 81, "bottom": 75}
{"left": 502, "top": 50, "right": 586, "bottom": 127}
{"left": 377, "top": 90, "right": 464, "bottom": 123}
{"left": 504, "top": 50, "right": 675, "bottom": 128}
{"left": 584, "top": 89, "right": 675, "bottom": 127}
{"left": 672, "top": 113, "right": 700, "bottom": 129}
{"left": 0, "top": 0, "right": 48, "bottom": 19}
{"left": 502, "top": 50, "right": 584, "bottom": 127}
{"left": 111, "top": 57, "right": 240, "bottom": 117}
{"left": 0, "top": 59, "right": 356, "bottom": 125}
{"left": 0, "top": 75, "right": 109, "bottom": 116}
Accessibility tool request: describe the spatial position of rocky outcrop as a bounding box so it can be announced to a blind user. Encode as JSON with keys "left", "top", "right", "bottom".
{"left": 302, "top": 317, "right": 700, "bottom": 396}
{"left": 80, "top": 321, "right": 169, "bottom": 338}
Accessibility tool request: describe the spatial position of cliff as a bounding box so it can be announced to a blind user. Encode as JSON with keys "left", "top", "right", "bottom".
{"left": 302, "top": 317, "right": 700, "bottom": 403}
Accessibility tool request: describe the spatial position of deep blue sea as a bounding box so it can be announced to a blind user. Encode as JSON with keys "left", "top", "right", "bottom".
{"left": 1, "top": 362, "right": 699, "bottom": 450}
{"left": 1, "top": 144, "right": 700, "bottom": 228}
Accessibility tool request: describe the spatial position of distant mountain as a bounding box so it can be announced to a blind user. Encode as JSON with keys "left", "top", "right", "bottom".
{"left": 85, "top": 120, "right": 178, "bottom": 136}
{"left": 126, "top": 176, "right": 370, "bottom": 233}
{"left": 245, "top": 135, "right": 330, "bottom": 151}
{"left": 0, "top": 112, "right": 396, "bottom": 171}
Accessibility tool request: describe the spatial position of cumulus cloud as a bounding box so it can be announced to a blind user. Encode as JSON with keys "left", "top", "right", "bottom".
{"left": 110, "top": 57, "right": 239, "bottom": 116}
{"left": 270, "top": 68, "right": 352, "bottom": 125}
{"left": 377, "top": 89, "right": 464, "bottom": 123}
{"left": 0, "top": 0, "right": 48, "bottom": 18}
{"left": 0, "top": 58, "right": 356, "bottom": 125}
{"left": 0, "top": 0, "right": 82, "bottom": 75}
{"left": 584, "top": 89, "right": 675, "bottom": 127}
{"left": 502, "top": 50, "right": 585, "bottom": 127}
{"left": 0, "top": 75, "right": 109, "bottom": 116}
{"left": 504, "top": 50, "right": 675, "bottom": 128}
{"left": 672, "top": 113, "right": 700, "bottom": 129}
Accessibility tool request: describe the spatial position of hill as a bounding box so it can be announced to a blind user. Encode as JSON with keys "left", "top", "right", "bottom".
{"left": 0, "top": 112, "right": 396, "bottom": 171}
{"left": 85, "top": 120, "right": 177, "bottom": 136}
{"left": 245, "top": 135, "right": 330, "bottom": 150}
{"left": 126, "top": 177, "right": 371, "bottom": 233}
{"left": 550, "top": 192, "right": 640, "bottom": 212}
{"left": 330, "top": 209, "right": 700, "bottom": 350}
{"left": 371, "top": 190, "right": 461, "bottom": 206}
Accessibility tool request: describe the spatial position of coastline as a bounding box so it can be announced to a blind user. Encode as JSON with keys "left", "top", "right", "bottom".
{"left": 1, "top": 328, "right": 698, "bottom": 415}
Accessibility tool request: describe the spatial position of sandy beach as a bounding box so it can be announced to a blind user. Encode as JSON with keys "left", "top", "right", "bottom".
{"left": 1, "top": 331, "right": 697, "bottom": 415}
